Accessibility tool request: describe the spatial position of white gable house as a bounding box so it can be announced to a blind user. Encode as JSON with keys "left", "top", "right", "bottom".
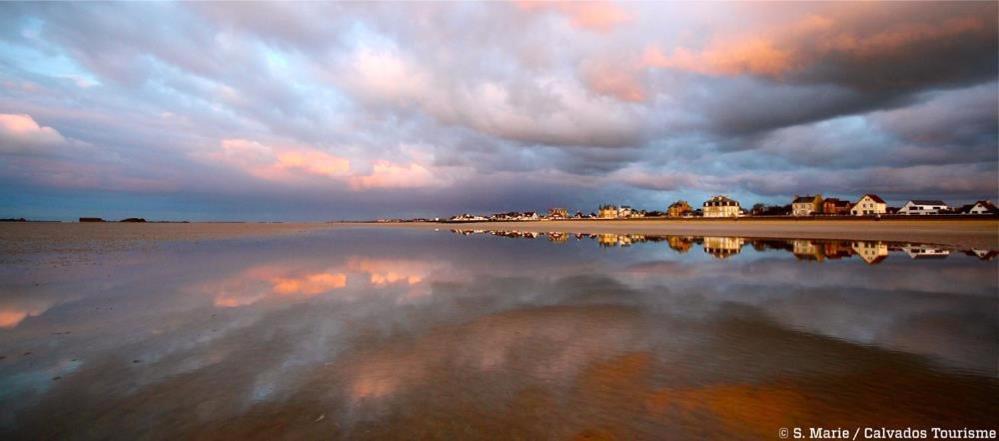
{"left": 849, "top": 194, "right": 887, "bottom": 216}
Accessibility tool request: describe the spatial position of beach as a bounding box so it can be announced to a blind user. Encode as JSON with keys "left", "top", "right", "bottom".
{"left": 2, "top": 220, "right": 997, "bottom": 439}
{"left": 1, "top": 218, "right": 997, "bottom": 257}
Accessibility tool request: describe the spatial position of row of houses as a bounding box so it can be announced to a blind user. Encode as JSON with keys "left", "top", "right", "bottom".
{"left": 447, "top": 196, "right": 997, "bottom": 222}
{"left": 664, "top": 194, "right": 997, "bottom": 218}
{"left": 790, "top": 194, "right": 999, "bottom": 216}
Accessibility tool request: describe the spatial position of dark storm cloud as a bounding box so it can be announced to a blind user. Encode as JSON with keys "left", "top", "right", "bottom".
{"left": 0, "top": 1, "right": 995, "bottom": 219}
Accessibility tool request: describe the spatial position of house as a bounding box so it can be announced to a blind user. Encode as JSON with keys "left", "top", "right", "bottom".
{"left": 702, "top": 195, "right": 741, "bottom": 218}
{"left": 822, "top": 198, "right": 852, "bottom": 215}
{"left": 547, "top": 208, "right": 568, "bottom": 219}
{"left": 792, "top": 194, "right": 823, "bottom": 216}
{"left": 667, "top": 200, "right": 693, "bottom": 217}
{"left": 520, "top": 212, "right": 539, "bottom": 221}
{"left": 898, "top": 200, "right": 949, "bottom": 215}
{"left": 959, "top": 200, "right": 998, "bottom": 215}
{"left": 618, "top": 206, "right": 634, "bottom": 218}
{"left": 450, "top": 213, "right": 487, "bottom": 222}
{"left": 850, "top": 194, "right": 887, "bottom": 216}
{"left": 597, "top": 204, "right": 618, "bottom": 219}
{"left": 851, "top": 240, "right": 888, "bottom": 264}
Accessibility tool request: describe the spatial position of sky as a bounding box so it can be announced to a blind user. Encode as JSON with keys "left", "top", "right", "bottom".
{"left": 0, "top": 1, "right": 996, "bottom": 221}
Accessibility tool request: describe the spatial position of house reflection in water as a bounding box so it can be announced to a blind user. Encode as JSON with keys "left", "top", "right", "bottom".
{"left": 968, "top": 249, "right": 998, "bottom": 260}
{"left": 792, "top": 240, "right": 824, "bottom": 261}
{"left": 852, "top": 241, "right": 889, "bottom": 264}
{"left": 668, "top": 236, "right": 695, "bottom": 253}
{"left": 546, "top": 232, "right": 569, "bottom": 244}
{"left": 902, "top": 245, "right": 950, "bottom": 259}
{"left": 822, "top": 241, "right": 854, "bottom": 259}
{"left": 702, "top": 236, "right": 744, "bottom": 259}
{"left": 446, "top": 229, "right": 994, "bottom": 265}
{"left": 596, "top": 233, "right": 660, "bottom": 247}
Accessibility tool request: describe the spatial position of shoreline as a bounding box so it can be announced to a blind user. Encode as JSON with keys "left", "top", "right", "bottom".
{"left": 0, "top": 219, "right": 996, "bottom": 254}
{"left": 358, "top": 219, "right": 999, "bottom": 249}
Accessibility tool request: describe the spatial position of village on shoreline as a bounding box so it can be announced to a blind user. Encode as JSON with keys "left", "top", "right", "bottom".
{"left": 379, "top": 193, "right": 999, "bottom": 223}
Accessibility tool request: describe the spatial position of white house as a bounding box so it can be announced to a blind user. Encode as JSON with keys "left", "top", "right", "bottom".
{"left": 450, "top": 213, "right": 488, "bottom": 221}
{"left": 961, "top": 201, "right": 998, "bottom": 215}
{"left": 618, "top": 206, "right": 633, "bottom": 218}
{"left": 702, "top": 195, "right": 741, "bottom": 218}
{"left": 850, "top": 194, "right": 887, "bottom": 216}
{"left": 898, "top": 200, "right": 949, "bottom": 215}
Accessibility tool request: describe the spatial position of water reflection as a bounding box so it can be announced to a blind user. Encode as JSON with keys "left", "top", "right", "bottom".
{"left": 450, "top": 228, "right": 994, "bottom": 263}
{"left": 0, "top": 228, "right": 996, "bottom": 439}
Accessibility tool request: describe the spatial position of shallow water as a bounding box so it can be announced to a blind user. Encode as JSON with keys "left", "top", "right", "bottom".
{"left": 1, "top": 228, "right": 997, "bottom": 439}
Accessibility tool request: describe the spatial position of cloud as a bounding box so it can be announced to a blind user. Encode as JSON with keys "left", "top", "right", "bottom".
{"left": 0, "top": 2, "right": 995, "bottom": 219}
{"left": 643, "top": 5, "right": 996, "bottom": 88}
{"left": 514, "top": 0, "right": 632, "bottom": 33}
{"left": 0, "top": 113, "right": 69, "bottom": 155}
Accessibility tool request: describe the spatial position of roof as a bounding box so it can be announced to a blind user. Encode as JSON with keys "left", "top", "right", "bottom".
{"left": 909, "top": 200, "right": 947, "bottom": 206}
{"left": 706, "top": 195, "right": 736, "bottom": 202}
{"left": 860, "top": 194, "right": 886, "bottom": 203}
{"left": 793, "top": 195, "right": 819, "bottom": 203}
{"left": 825, "top": 198, "right": 851, "bottom": 206}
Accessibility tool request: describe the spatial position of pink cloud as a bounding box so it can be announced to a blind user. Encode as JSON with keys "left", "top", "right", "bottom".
{"left": 348, "top": 160, "right": 440, "bottom": 190}
{"left": 580, "top": 62, "right": 646, "bottom": 102}
{"left": 641, "top": 9, "right": 992, "bottom": 79}
{"left": 211, "top": 138, "right": 350, "bottom": 182}
{"left": 0, "top": 113, "right": 69, "bottom": 154}
{"left": 515, "top": 0, "right": 632, "bottom": 33}
{"left": 209, "top": 138, "right": 452, "bottom": 190}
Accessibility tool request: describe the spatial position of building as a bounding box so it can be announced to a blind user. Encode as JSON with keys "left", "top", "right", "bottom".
{"left": 597, "top": 204, "right": 618, "bottom": 219}
{"left": 667, "top": 201, "right": 693, "bottom": 217}
{"left": 898, "top": 200, "right": 949, "bottom": 215}
{"left": 702, "top": 195, "right": 741, "bottom": 218}
{"left": 850, "top": 194, "right": 887, "bottom": 216}
{"left": 618, "top": 206, "right": 634, "bottom": 218}
{"left": 450, "top": 214, "right": 488, "bottom": 221}
{"left": 822, "top": 198, "right": 852, "bottom": 215}
{"left": 851, "top": 240, "right": 888, "bottom": 264}
{"left": 792, "top": 195, "right": 823, "bottom": 216}
{"left": 958, "top": 200, "right": 998, "bottom": 215}
{"left": 547, "top": 208, "right": 568, "bottom": 219}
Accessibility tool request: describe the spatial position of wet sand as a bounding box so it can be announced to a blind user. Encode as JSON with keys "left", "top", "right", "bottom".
{"left": 0, "top": 218, "right": 996, "bottom": 256}
{"left": 373, "top": 219, "right": 999, "bottom": 249}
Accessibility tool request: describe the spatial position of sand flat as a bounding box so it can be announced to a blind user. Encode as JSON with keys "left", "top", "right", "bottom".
{"left": 0, "top": 219, "right": 996, "bottom": 256}
{"left": 410, "top": 219, "right": 999, "bottom": 249}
